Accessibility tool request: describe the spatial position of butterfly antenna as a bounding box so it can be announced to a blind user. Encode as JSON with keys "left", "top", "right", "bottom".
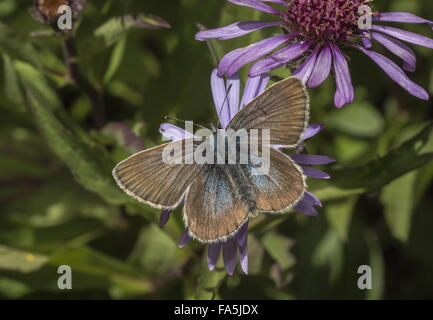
{"left": 164, "top": 116, "right": 206, "bottom": 130}
{"left": 216, "top": 83, "right": 233, "bottom": 129}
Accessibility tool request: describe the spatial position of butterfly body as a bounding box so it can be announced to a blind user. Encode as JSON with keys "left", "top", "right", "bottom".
{"left": 113, "top": 77, "right": 309, "bottom": 243}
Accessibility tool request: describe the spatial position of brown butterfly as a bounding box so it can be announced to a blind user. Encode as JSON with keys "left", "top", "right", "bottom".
{"left": 113, "top": 77, "right": 309, "bottom": 243}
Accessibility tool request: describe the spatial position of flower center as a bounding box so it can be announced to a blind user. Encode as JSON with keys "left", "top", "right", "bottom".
{"left": 283, "top": 0, "right": 370, "bottom": 42}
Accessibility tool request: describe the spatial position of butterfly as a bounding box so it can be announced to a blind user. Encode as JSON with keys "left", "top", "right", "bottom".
{"left": 113, "top": 77, "right": 309, "bottom": 243}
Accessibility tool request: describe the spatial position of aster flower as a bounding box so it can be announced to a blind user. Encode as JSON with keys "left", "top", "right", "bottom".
{"left": 158, "top": 70, "right": 335, "bottom": 275}
{"left": 195, "top": 0, "right": 433, "bottom": 107}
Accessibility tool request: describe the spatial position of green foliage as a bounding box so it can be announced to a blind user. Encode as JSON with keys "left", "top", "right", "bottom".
{"left": 0, "top": 0, "right": 432, "bottom": 300}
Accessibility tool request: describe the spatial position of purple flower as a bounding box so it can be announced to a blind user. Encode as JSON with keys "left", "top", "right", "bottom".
{"left": 158, "top": 70, "right": 334, "bottom": 275}
{"left": 195, "top": 0, "right": 433, "bottom": 107}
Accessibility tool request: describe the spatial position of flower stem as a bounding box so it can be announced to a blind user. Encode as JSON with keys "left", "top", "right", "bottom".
{"left": 195, "top": 254, "right": 226, "bottom": 300}
{"left": 62, "top": 35, "right": 106, "bottom": 129}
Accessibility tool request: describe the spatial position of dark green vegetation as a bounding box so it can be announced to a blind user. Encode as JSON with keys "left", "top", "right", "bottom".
{"left": 0, "top": 0, "right": 432, "bottom": 299}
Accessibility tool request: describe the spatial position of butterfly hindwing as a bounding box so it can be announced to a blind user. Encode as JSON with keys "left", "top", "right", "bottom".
{"left": 246, "top": 148, "right": 306, "bottom": 212}
{"left": 113, "top": 139, "right": 203, "bottom": 209}
{"left": 183, "top": 165, "right": 252, "bottom": 243}
{"left": 227, "top": 77, "right": 309, "bottom": 147}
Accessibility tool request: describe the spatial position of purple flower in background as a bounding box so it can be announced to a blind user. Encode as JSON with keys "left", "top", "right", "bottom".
{"left": 195, "top": 0, "right": 433, "bottom": 107}
{"left": 158, "top": 70, "right": 335, "bottom": 275}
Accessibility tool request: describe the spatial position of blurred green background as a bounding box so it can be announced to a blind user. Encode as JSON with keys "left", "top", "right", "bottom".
{"left": 0, "top": 0, "right": 432, "bottom": 299}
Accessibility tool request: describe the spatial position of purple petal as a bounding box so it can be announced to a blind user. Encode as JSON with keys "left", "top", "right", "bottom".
{"left": 302, "top": 191, "right": 322, "bottom": 207}
{"left": 294, "top": 199, "right": 318, "bottom": 216}
{"left": 329, "top": 44, "right": 355, "bottom": 108}
{"left": 208, "top": 243, "right": 222, "bottom": 271}
{"left": 361, "top": 35, "right": 373, "bottom": 49}
{"left": 372, "top": 25, "right": 433, "bottom": 49}
{"left": 307, "top": 45, "right": 332, "bottom": 88}
{"left": 179, "top": 229, "right": 193, "bottom": 248}
{"left": 160, "top": 123, "right": 194, "bottom": 141}
{"left": 195, "top": 21, "right": 280, "bottom": 41}
{"left": 302, "top": 124, "right": 324, "bottom": 140}
{"left": 374, "top": 12, "right": 433, "bottom": 29}
{"left": 228, "top": 0, "right": 281, "bottom": 16}
{"left": 240, "top": 73, "right": 270, "bottom": 107}
{"left": 218, "top": 34, "right": 294, "bottom": 77}
{"left": 261, "top": 0, "right": 287, "bottom": 5}
{"left": 223, "top": 239, "right": 237, "bottom": 275}
{"left": 289, "top": 154, "right": 336, "bottom": 165}
{"left": 236, "top": 223, "right": 249, "bottom": 275}
{"left": 211, "top": 69, "right": 230, "bottom": 128}
{"left": 371, "top": 32, "right": 417, "bottom": 72}
{"left": 249, "top": 41, "right": 311, "bottom": 77}
{"left": 301, "top": 166, "right": 331, "bottom": 179}
{"left": 354, "top": 44, "right": 429, "bottom": 101}
{"left": 227, "top": 74, "right": 240, "bottom": 122}
{"left": 293, "top": 44, "right": 321, "bottom": 85}
{"left": 159, "top": 209, "right": 172, "bottom": 228}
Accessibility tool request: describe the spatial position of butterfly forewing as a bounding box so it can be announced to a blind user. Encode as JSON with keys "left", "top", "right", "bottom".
{"left": 227, "top": 77, "right": 309, "bottom": 147}
{"left": 113, "top": 139, "right": 204, "bottom": 209}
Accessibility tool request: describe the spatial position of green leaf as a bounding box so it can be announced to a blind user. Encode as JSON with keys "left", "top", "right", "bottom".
{"left": 262, "top": 232, "right": 295, "bottom": 271}
{"left": 27, "top": 91, "right": 129, "bottom": 205}
{"left": 104, "top": 38, "right": 126, "bottom": 84}
{"left": 195, "top": 255, "right": 226, "bottom": 300}
{"left": 128, "top": 225, "right": 177, "bottom": 276}
{"left": 0, "top": 245, "right": 48, "bottom": 273}
{"left": 320, "top": 122, "right": 433, "bottom": 195}
{"left": 381, "top": 171, "right": 417, "bottom": 242}
{"left": 327, "top": 102, "right": 385, "bottom": 138}
{"left": 95, "top": 14, "right": 170, "bottom": 46}
{"left": 49, "top": 247, "right": 152, "bottom": 295}
{"left": 2, "top": 54, "right": 25, "bottom": 111}
{"left": 325, "top": 196, "right": 357, "bottom": 242}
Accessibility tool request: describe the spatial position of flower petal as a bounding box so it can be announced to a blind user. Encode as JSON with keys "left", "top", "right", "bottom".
{"left": 211, "top": 69, "right": 230, "bottom": 128}
{"left": 249, "top": 41, "right": 311, "bottom": 77}
{"left": 159, "top": 209, "right": 172, "bottom": 228}
{"left": 354, "top": 44, "right": 429, "bottom": 101}
{"left": 302, "top": 124, "right": 324, "bottom": 140}
{"left": 371, "top": 32, "right": 417, "bottom": 72}
{"left": 228, "top": 0, "right": 281, "bottom": 16}
{"left": 294, "top": 199, "right": 318, "bottom": 216}
{"left": 179, "top": 229, "right": 193, "bottom": 248}
{"left": 301, "top": 166, "right": 331, "bottom": 179}
{"left": 195, "top": 21, "right": 280, "bottom": 41}
{"left": 219, "top": 34, "right": 294, "bottom": 77}
{"left": 208, "top": 243, "right": 222, "bottom": 271}
{"left": 160, "top": 123, "right": 194, "bottom": 141}
{"left": 303, "top": 191, "right": 322, "bottom": 207}
{"left": 361, "top": 35, "right": 373, "bottom": 48}
{"left": 289, "top": 154, "right": 336, "bottom": 165}
{"left": 372, "top": 25, "right": 433, "bottom": 49}
{"left": 307, "top": 44, "right": 332, "bottom": 88}
{"left": 223, "top": 239, "right": 237, "bottom": 275}
{"left": 236, "top": 222, "right": 249, "bottom": 275}
{"left": 240, "top": 73, "right": 270, "bottom": 107}
{"left": 261, "top": 0, "right": 287, "bottom": 5}
{"left": 227, "top": 74, "right": 240, "bottom": 122}
{"left": 374, "top": 12, "right": 433, "bottom": 30}
{"left": 293, "top": 44, "right": 321, "bottom": 85}
{"left": 329, "top": 44, "right": 355, "bottom": 108}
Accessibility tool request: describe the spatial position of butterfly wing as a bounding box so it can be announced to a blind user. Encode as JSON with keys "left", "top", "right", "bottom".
{"left": 113, "top": 139, "right": 203, "bottom": 209}
{"left": 246, "top": 148, "right": 306, "bottom": 212}
{"left": 227, "top": 77, "right": 309, "bottom": 147}
{"left": 183, "top": 165, "right": 252, "bottom": 243}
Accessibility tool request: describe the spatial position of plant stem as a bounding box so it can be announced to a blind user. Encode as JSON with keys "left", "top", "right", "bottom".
{"left": 62, "top": 35, "right": 106, "bottom": 128}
